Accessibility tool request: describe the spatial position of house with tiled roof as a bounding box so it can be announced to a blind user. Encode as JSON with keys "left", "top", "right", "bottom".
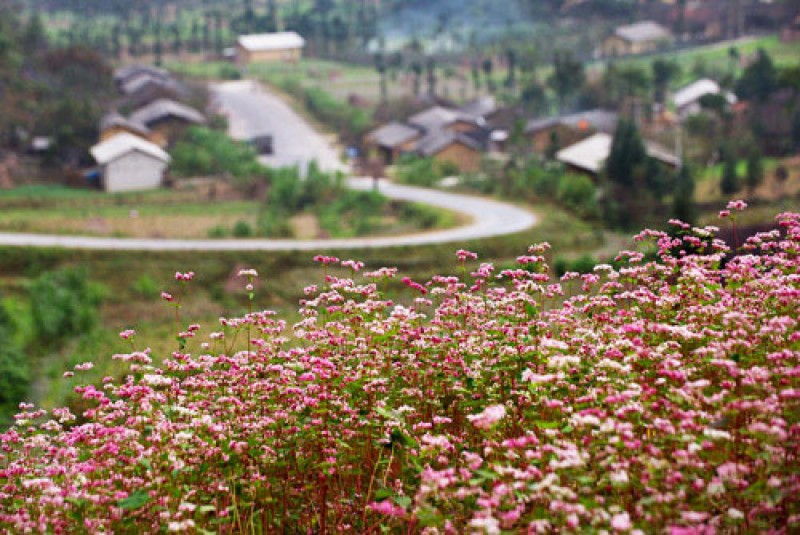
{"left": 90, "top": 133, "right": 170, "bottom": 193}
{"left": 236, "top": 32, "right": 305, "bottom": 64}
{"left": 556, "top": 132, "right": 679, "bottom": 178}
{"left": 601, "top": 20, "right": 673, "bottom": 57}
{"left": 525, "top": 109, "right": 619, "bottom": 155}
{"left": 128, "top": 99, "right": 206, "bottom": 147}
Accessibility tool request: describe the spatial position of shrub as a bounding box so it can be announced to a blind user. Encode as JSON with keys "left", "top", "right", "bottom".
{"left": 3, "top": 209, "right": 799, "bottom": 533}
{"left": 395, "top": 155, "right": 440, "bottom": 187}
{"left": 169, "top": 127, "right": 264, "bottom": 187}
{"left": 28, "top": 267, "right": 104, "bottom": 344}
{"left": 218, "top": 63, "right": 241, "bottom": 80}
{"left": 130, "top": 274, "right": 158, "bottom": 298}
{"left": 0, "top": 299, "right": 29, "bottom": 424}
{"left": 207, "top": 225, "right": 228, "bottom": 239}
{"left": 232, "top": 220, "right": 253, "bottom": 238}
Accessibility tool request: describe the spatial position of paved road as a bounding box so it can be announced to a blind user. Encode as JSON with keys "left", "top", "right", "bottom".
{"left": 0, "top": 178, "right": 536, "bottom": 250}
{"left": 0, "top": 81, "right": 538, "bottom": 251}
{"left": 211, "top": 80, "right": 345, "bottom": 173}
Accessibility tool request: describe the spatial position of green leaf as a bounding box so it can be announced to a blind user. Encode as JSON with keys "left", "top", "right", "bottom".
{"left": 535, "top": 420, "right": 559, "bottom": 429}
{"left": 118, "top": 489, "right": 150, "bottom": 510}
{"left": 375, "top": 407, "right": 399, "bottom": 420}
{"left": 394, "top": 495, "right": 412, "bottom": 509}
{"left": 374, "top": 488, "right": 392, "bottom": 501}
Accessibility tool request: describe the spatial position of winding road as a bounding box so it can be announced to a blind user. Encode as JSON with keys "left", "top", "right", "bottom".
{"left": 0, "top": 81, "right": 537, "bottom": 251}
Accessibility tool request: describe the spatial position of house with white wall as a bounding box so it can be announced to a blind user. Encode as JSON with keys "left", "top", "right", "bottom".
{"left": 90, "top": 133, "right": 171, "bottom": 193}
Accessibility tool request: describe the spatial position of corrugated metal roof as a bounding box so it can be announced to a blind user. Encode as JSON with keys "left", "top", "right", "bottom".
{"left": 129, "top": 99, "right": 206, "bottom": 127}
{"left": 100, "top": 112, "right": 151, "bottom": 136}
{"left": 525, "top": 109, "right": 618, "bottom": 135}
{"left": 614, "top": 21, "right": 672, "bottom": 43}
{"left": 366, "top": 122, "right": 421, "bottom": 147}
{"left": 560, "top": 109, "right": 619, "bottom": 134}
{"left": 237, "top": 32, "right": 305, "bottom": 52}
{"left": 416, "top": 129, "right": 482, "bottom": 157}
{"left": 122, "top": 74, "right": 186, "bottom": 97}
{"left": 556, "top": 133, "right": 612, "bottom": 174}
{"left": 408, "top": 106, "right": 463, "bottom": 131}
{"left": 673, "top": 78, "right": 721, "bottom": 109}
{"left": 114, "top": 64, "right": 169, "bottom": 84}
{"left": 458, "top": 96, "right": 497, "bottom": 120}
{"left": 556, "top": 132, "right": 679, "bottom": 174}
{"left": 90, "top": 133, "right": 170, "bottom": 165}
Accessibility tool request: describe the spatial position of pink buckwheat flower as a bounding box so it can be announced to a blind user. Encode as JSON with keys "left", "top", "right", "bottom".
{"left": 456, "top": 249, "right": 478, "bottom": 261}
{"left": 467, "top": 404, "right": 506, "bottom": 429}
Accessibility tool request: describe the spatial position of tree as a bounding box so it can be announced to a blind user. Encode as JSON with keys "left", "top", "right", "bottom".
{"left": 728, "top": 46, "right": 740, "bottom": 76}
{"left": 736, "top": 48, "right": 778, "bottom": 102}
{"left": 471, "top": 59, "right": 481, "bottom": 93}
{"left": 720, "top": 144, "right": 740, "bottom": 195}
{"left": 482, "top": 57, "right": 495, "bottom": 93}
{"left": 374, "top": 52, "right": 387, "bottom": 102}
{"left": 520, "top": 81, "right": 547, "bottom": 114}
{"left": 672, "top": 164, "right": 696, "bottom": 224}
{"left": 505, "top": 48, "right": 517, "bottom": 90}
{"left": 410, "top": 61, "right": 423, "bottom": 97}
{"left": 545, "top": 129, "right": 560, "bottom": 160}
{"left": 171, "top": 25, "right": 182, "bottom": 56}
{"left": 746, "top": 148, "right": 764, "bottom": 193}
{"left": 548, "top": 51, "right": 584, "bottom": 112}
{"left": 426, "top": 57, "right": 437, "bottom": 96}
{"left": 22, "top": 12, "right": 47, "bottom": 52}
{"left": 652, "top": 59, "right": 680, "bottom": 104}
{"left": 606, "top": 119, "right": 647, "bottom": 187}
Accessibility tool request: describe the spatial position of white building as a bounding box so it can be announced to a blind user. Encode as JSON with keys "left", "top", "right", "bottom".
{"left": 673, "top": 79, "right": 737, "bottom": 120}
{"left": 90, "top": 133, "right": 171, "bottom": 193}
{"left": 556, "top": 133, "right": 680, "bottom": 177}
{"left": 236, "top": 32, "right": 305, "bottom": 64}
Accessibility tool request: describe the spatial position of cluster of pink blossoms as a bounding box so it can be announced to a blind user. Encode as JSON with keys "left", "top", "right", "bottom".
{"left": 1, "top": 210, "right": 799, "bottom": 533}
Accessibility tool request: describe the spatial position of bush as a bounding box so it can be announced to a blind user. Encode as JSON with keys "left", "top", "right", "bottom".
{"left": 556, "top": 174, "right": 598, "bottom": 217}
{"left": 130, "top": 274, "right": 158, "bottom": 298}
{"left": 553, "top": 253, "right": 597, "bottom": 276}
{"left": 218, "top": 63, "right": 241, "bottom": 80}
{"left": 207, "top": 225, "right": 228, "bottom": 238}
{"left": 0, "top": 299, "right": 29, "bottom": 424}
{"left": 232, "top": 220, "right": 253, "bottom": 238}
{"left": 395, "top": 156, "right": 441, "bottom": 187}
{"left": 169, "top": 127, "right": 264, "bottom": 188}
{"left": 28, "top": 267, "right": 104, "bottom": 344}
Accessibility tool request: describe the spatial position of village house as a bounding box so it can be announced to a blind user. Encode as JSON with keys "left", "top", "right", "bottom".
{"left": 556, "top": 132, "right": 679, "bottom": 178}
{"left": 415, "top": 130, "right": 484, "bottom": 173}
{"left": 364, "top": 98, "right": 501, "bottom": 172}
{"left": 99, "top": 113, "right": 153, "bottom": 143}
{"left": 121, "top": 75, "right": 189, "bottom": 109}
{"left": 408, "top": 106, "right": 481, "bottom": 134}
{"left": 364, "top": 122, "right": 422, "bottom": 165}
{"left": 90, "top": 133, "right": 171, "bottom": 193}
{"left": 601, "top": 21, "right": 673, "bottom": 57}
{"left": 672, "top": 78, "right": 737, "bottom": 120}
{"left": 128, "top": 99, "right": 206, "bottom": 147}
{"left": 236, "top": 32, "right": 305, "bottom": 65}
{"left": 113, "top": 65, "right": 169, "bottom": 89}
{"left": 526, "top": 109, "right": 619, "bottom": 155}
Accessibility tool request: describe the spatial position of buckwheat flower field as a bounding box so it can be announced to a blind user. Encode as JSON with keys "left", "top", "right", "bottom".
{"left": 2, "top": 209, "right": 799, "bottom": 533}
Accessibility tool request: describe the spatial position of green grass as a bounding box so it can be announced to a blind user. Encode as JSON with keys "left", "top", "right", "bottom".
{"left": 594, "top": 34, "right": 800, "bottom": 88}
